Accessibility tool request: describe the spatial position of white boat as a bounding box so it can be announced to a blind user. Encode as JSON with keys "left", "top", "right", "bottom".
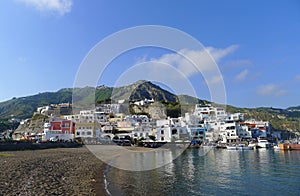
{"left": 226, "top": 145, "right": 237, "bottom": 150}
{"left": 273, "top": 145, "right": 280, "bottom": 150}
{"left": 257, "top": 138, "right": 271, "bottom": 148}
{"left": 226, "top": 144, "right": 254, "bottom": 150}
{"left": 237, "top": 144, "right": 254, "bottom": 150}
{"left": 248, "top": 143, "right": 257, "bottom": 148}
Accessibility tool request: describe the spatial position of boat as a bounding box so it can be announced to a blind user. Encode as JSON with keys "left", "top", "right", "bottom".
{"left": 278, "top": 140, "right": 300, "bottom": 150}
{"left": 278, "top": 143, "right": 289, "bottom": 150}
{"left": 248, "top": 142, "right": 257, "bottom": 149}
{"left": 273, "top": 145, "right": 280, "bottom": 150}
{"left": 226, "top": 145, "right": 237, "bottom": 150}
{"left": 226, "top": 144, "right": 253, "bottom": 150}
{"left": 257, "top": 138, "right": 271, "bottom": 148}
{"left": 289, "top": 143, "right": 300, "bottom": 150}
{"left": 237, "top": 144, "right": 254, "bottom": 150}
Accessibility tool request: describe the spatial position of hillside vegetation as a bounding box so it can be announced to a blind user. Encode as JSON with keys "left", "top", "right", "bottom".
{"left": 0, "top": 80, "right": 299, "bottom": 134}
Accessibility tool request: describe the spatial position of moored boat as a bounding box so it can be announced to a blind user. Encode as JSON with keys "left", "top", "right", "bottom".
{"left": 273, "top": 145, "right": 280, "bottom": 150}
{"left": 226, "top": 145, "right": 237, "bottom": 150}
{"left": 288, "top": 143, "right": 300, "bottom": 150}
{"left": 257, "top": 138, "right": 271, "bottom": 148}
{"left": 237, "top": 144, "right": 254, "bottom": 150}
{"left": 278, "top": 143, "right": 300, "bottom": 150}
{"left": 279, "top": 143, "right": 289, "bottom": 150}
{"left": 226, "top": 144, "right": 254, "bottom": 150}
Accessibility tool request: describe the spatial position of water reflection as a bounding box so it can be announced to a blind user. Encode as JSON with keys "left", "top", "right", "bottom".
{"left": 106, "top": 149, "right": 300, "bottom": 195}
{"left": 88, "top": 145, "right": 186, "bottom": 171}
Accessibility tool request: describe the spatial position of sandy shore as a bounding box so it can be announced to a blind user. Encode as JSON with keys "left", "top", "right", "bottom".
{"left": 0, "top": 147, "right": 106, "bottom": 195}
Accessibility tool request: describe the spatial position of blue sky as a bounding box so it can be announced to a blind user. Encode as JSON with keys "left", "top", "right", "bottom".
{"left": 0, "top": 0, "right": 299, "bottom": 108}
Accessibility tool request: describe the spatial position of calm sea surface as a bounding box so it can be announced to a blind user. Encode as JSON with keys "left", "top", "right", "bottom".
{"left": 104, "top": 149, "right": 300, "bottom": 195}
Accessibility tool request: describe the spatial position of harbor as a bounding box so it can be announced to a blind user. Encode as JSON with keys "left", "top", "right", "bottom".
{"left": 104, "top": 147, "right": 300, "bottom": 195}
{"left": 1, "top": 1, "right": 299, "bottom": 195}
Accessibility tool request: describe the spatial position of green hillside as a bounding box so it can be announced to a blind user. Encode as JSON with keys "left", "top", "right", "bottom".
{"left": 226, "top": 106, "right": 300, "bottom": 134}
{"left": 0, "top": 80, "right": 180, "bottom": 120}
{"left": 0, "top": 80, "right": 299, "bottom": 134}
{"left": 0, "top": 89, "right": 73, "bottom": 120}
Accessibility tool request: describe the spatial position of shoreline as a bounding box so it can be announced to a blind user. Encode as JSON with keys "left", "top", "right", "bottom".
{"left": 0, "top": 141, "right": 82, "bottom": 151}
{"left": 0, "top": 147, "right": 107, "bottom": 195}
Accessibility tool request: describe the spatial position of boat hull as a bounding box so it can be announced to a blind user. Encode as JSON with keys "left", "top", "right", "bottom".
{"left": 279, "top": 143, "right": 289, "bottom": 150}
{"left": 278, "top": 143, "right": 300, "bottom": 150}
{"left": 289, "top": 144, "right": 300, "bottom": 150}
{"left": 226, "top": 146, "right": 254, "bottom": 150}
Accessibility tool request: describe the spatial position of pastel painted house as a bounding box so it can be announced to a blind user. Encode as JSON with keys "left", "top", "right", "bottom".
{"left": 43, "top": 120, "right": 75, "bottom": 141}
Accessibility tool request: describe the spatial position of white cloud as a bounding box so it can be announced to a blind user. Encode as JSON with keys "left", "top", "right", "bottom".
{"left": 235, "top": 69, "right": 249, "bottom": 81}
{"left": 147, "top": 45, "right": 238, "bottom": 78}
{"left": 205, "top": 45, "right": 239, "bottom": 61}
{"left": 17, "top": 0, "right": 73, "bottom": 15}
{"left": 256, "top": 84, "right": 288, "bottom": 96}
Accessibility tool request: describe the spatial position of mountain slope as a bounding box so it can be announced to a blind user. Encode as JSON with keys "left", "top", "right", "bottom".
{"left": 0, "top": 80, "right": 180, "bottom": 120}
{"left": 0, "top": 89, "right": 73, "bottom": 119}
{"left": 109, "top": 80, "right": 177, "bottom": 102}
{"left": 227, "top": 106, "right": 300, "bottom": 133}
{"left": 0, "top": 80, "right": 299, "bottom": 133}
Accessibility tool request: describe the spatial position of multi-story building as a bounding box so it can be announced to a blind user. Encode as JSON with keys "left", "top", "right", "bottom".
{"left": 219, "top": 121, "right": 239, "bottom": 143}
{"left": 244, "top": 119, "right": 271, "bottom": 138}
{"left": 43, "top": 120, "right": 75, "bottom": 141}
{"left": 75, "top": 122, "right": 95, "bottom": 138}
{"left": 156, "top": 118, "right": 189, "bottom": 142}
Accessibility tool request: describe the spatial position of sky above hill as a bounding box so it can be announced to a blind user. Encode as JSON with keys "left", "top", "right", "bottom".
{"left": 0, "top": 0, "right": 299, "bottom": 108}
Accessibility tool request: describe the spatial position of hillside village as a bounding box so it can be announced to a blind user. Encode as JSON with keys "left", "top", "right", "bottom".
{"left": 9, "top": 98, "right": 280, "bottom": 147}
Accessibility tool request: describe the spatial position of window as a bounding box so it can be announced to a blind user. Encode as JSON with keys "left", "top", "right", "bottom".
{"left": 161, "top": 130, "right": 164, "bottom": 135}
{"left": 172, "top": 129, "right": 177, "bottom": 135}
{"left": 76, "top": 132, "right": 80, "bottom": 136}
{"left": 87, "top": 131, "right": 92, "bottom": 135}
{"left": 161, "top": 137, "right": 164, "bottom": 141}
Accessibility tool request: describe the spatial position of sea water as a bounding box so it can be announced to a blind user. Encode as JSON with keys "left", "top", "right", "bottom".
{"left": 104, "top": 149, "right": 300, "bottom": 195}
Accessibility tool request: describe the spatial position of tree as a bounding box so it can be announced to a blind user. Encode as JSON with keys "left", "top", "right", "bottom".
{"left": 149, "top": 135, "right": 156, "bottom": 141}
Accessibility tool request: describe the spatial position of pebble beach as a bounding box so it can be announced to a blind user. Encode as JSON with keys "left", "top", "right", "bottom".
{"left": 0, "top": 147, "right": 106, "bottom": 195}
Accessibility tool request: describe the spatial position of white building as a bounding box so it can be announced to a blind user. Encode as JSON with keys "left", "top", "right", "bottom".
{"left": 219, "top": 121, "right": 240, "bottom": 143}
{"left": 226, "top": 113, "right": 244, "bottom": 122}
{"left": 237, "top": 124, "right": 252, "bottom": 139}
{"left": 156, "top": 118, "right": 189, "bottom": 142}
{"left": 133, "top": 98, "right": 154, "bottom": 106}
{"left": 132, "top": 124, "right": 152, "bottom": 139}
{"left": 194, "top": 104, "right": 227, "bottom": 121}
{"left": 124, "top": 115, "right": 149, "bottom": 124}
